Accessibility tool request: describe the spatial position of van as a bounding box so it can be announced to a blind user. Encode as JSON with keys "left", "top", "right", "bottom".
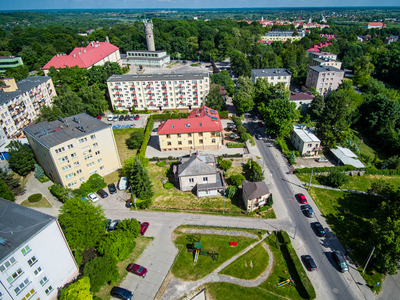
{"left": 107, "top": 115, "right": 113, "bottom": 121}
{"left": 118, "top": 177, "right": 128, "bottom": 190}
{"left": 332, "top": 251, "right": 349, "bottom": 273}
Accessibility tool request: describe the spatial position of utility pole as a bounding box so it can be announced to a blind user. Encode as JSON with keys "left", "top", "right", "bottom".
{"left": 363, "top": 247, "right": 375, "bottom": 273}
{"left": 223, "top": 189, "right": 225, "bottom": 215}
{"left": 130, "top": 186, "right": 137, "bottom": 209}
{"left": 308, "top": 167, "right": 314, "bottom": 191}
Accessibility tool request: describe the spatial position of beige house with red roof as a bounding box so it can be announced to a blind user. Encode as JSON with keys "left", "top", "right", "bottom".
{"left": 157, "top": 106, "right": 223, "bottom": 152}
{"left": 42, "top": 41, "right": 121, "bottom": 75}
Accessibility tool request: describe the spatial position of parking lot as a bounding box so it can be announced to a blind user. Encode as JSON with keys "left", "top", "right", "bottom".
{"left": 100, "top": 113, "right": 149, "bottom": 129}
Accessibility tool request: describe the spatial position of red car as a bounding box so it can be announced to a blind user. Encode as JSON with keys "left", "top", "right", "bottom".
{"left": 96, "top": 115, "right": 102, "bottom": 120}
{"left": 127, "top": 263, "right": 147, "bottom": 278}
{"left": 140, "top": 222, "right": 149, "bottom": 235}
{"left": 296, "top": 193, "right": 308, "bottom": 204}
{"left": 134, "top": 115, "right": 140, "bottom": 120}
{"left": 258, "top": 122, "right": 263, "bottom": 127}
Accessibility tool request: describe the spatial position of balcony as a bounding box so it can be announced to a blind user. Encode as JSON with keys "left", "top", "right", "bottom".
{"left": 313, "top": 146, "right": 323, "bottom": 151}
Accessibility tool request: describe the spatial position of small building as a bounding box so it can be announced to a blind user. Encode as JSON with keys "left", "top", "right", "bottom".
{"left": 364, "top": 22, "right": 385, "bottom": 29}
{"left": 242, "top": 180, "right": 270, "bottom": 212}
{"left": 289, "top": 92, "right": 315, "bottom": 113}
{"left": 330, "top": 146, "right": 365, "bottom": 169}
{"left": 305, "top": 66, "right": 344, "bottom": 96}
{"left": 308, "top": 51, "right": 337, "bottom": 61}
{"left": 23, "top": 113, "right": 121, "bottom": 189}
{"left": 173, "top": 153, "right": 226, "bottom": 197}
{"left": 261, "top": 30, "right": 305, "bottom": 42}
{"left": 157, "top": 106, "right": 223, "bottom": 152}
{"left": 0, "top": 56, "right": 23, "bottom": 73}
{"left": 121, "top": 50, "right": 170, "bottom": 68}
{"left": 251, "top": 68, "right": 291, "bottom": 89}
{"left": 290, "top": 125, "right": 322, "bottom": 156}
{"left": 310, "top": 57, "right": 342, "bottom": 70}
{"left": 0, "top": 198, "right": 78, "bottom": 300}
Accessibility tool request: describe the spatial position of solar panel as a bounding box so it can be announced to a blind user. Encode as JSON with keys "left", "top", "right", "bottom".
{"left": 210, "top": 110, "right": 216, "bottom": 113}
{"left": 206, "top": 113, "right": 211, "bottom": 118}
{"left": 212, "top": 117, "right": 218, "bottom": 120}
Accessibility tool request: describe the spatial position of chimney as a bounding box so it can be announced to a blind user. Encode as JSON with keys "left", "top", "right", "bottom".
{"left": 106, "top": 36, "right": 109, "bottom": 43}
{"left": 73, "top": 54, "right": 76, "bottom": 57}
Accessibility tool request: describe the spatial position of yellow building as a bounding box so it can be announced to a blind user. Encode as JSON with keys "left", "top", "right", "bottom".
{"left": 157, "top": 106, "right": 223, "bottom": 152}
{"left": 24, "top": 113, "right": 121, "bottom": 189}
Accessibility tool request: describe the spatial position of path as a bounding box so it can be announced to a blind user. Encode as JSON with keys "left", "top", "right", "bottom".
{"left": 161, "top": 231, "right": 274, "bottom": 300}
{"left": 183, "top": 229, "right": 258, "bottom": 239}
{"left": 301, "top": 182, "right": 371, "bottom": 195}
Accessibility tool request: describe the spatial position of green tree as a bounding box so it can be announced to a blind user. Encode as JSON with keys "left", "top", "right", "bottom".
{"left": 78, "top": 84, "right": 108, "bottom": 117}
{"left": 60, "top": 277, "right": 93, "bottom": 300}
{"left": 126, "top": 130, "right": 145, "bottom": 150}
{"left": 309, "top": 95, "right": 325, "bottom": 120}
{"left": 52, "top": 84, "right": 86, "bottom": 117}
{"left": 230, "top": 174, "right": 246, "bottom": 187}
{"left": 0, "top": 169, "right": 24, "bottom": 195}
{"left": 34, "top": 164, "right": 45, "bottom": 179}
{"left": 249, "top": 160, "right": 265, "bottom": 182}
{"left": 7, "top": 140, "right": 35, "bottom": 176}
{"left": 210, "top": 70, "right": 235, "bottom": 95}
{"left": 225, "top": 185, "right": 237, "bottom": 199}
{"left": 353, "top": 56, "right": 375, "bottom": 86}
{"left": 83, "top": 255, "right": 119, "bottom": 293}
{"left": 49, "top": 183, "right": 71, "bottom": 203}
{"left": 0, "top": 178, "right": 15, "bottom": 202}
{"left": 4, "top": 65, "right": 29, "bottom": 81}
{"left": 58, "top": 197, "right": 106, "bottom": 249}
{"left": 128, "top": 157, "right": 154, "bottom": 200}
{"left": 98, "top": 230, "right": 136, "bottom": 262}
{"left": 219, "top": 160, "right": 232, "bottom": 171}
{"left": 206, "top": 84, "right": 226, "bottom": 111}
{"left": 326, "top": 168, "right": 349, "bottom": 188}
{"left": 233, "top": 76, "right": 255, "bottom": 114}
{"left": 289, "top": 151, "right": 296, "bottom": 164}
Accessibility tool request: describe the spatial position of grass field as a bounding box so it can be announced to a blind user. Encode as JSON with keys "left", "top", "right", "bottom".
{"left": 112, "top": 128, "right": 141, "bottom": 163}
{"left": 103, "top": 169, "right": 124, "bottom": 185}
{"left": 21, "top": 197, "right": 53, "bottom": 208}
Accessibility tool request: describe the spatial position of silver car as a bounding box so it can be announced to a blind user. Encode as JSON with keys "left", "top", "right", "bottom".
{"left": 302, "top": 204, "right": 315, "bottom": 218}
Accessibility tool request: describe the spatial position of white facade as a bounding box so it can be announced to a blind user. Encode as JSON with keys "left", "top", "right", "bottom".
{"left": 107, "top": 72, "right": 210, "bottom": 111}
{"left": 251, "top": 68, "right": 291, "bottom": 89}
{"left": 121, "top": 50, "right": 170, "bottom": 68}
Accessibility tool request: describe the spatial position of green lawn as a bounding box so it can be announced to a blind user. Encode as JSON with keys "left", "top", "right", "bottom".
{"left": 220, "top": 242, "right": 269, "bottom": 280}
{"left": 171, "top": 229, "right": 258, "bottom": 281}
{"left": 112, "top": 128, "right": 142, "bottom": 164}
{"left": 309, "top": 187, "right": 384, "bottom": 292}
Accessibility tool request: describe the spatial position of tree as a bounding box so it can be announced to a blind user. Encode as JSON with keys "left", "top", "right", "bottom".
{"left": 230, "top": 174, "right": 246, "bottom": 187}
{"left": 98, "top": 230, "right": 136, "bottom": 262}
{"left": 0, "top": 178, "right": 15, "bottom": 202}
{"left": 225, "top": 185, "right": 237, "bottom": 199}
{"left": 49, "top": 183, "right": 71, "bottom": 203}
{"left": 60, "top": 277, "right": 93, "bottom": 300}
{"left": 128, "top": 157, "right": 154, "bottom": 200}
{"left": 326, "top": 168, "right": 349, "bottom": 188}
{"left": 83, "top": 255, "right": 119, "bottom": 293}
{"left": 309, "top": 95, "right": 325, "bottom": 120}
{"left": 126, "top": 130, "right": 145, "bottom": 149}
{"left": 206, "top": 84, "right": 226, "bottom": 111}
{"left": 219, "top": 160, "right": 232, "bottom": 171}
{"left": 52, "top": 84, "right": 86, "bottom": 117}
{"left": 58, "top": 197, "right": 106, "bottom": 249}
{"left": 7, "top": 140, "right": 35, "bottom": 176}
{"left": 353, "top": 56, "right": 375, "bottom": 86}
{"left": 78, "top": 84, "right": 108, "bottom": 117}
{"left": 210, "top": 70, "right": 235, "bottom": 95}
{"left": 233, "top": 76, "right": 255, "bottom": 114}
{"left": 0, "top": 168, "right": 24, "bottom": 195}
{"left": 34, "top": 164, "right": 45, "bottom": 179}
{"left": 289, "top": 151, "right": 296, "bottom": 164}
{"left": 249, "top": 160, "right": 265, "bottom": 182}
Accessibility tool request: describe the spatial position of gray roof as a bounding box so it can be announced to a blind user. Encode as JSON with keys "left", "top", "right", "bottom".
{"left": 121, "top": 55, "right": 170, "bottom": 62}
{"left": 309, "top": 65, "right": 344, "bottom": 73}
{"left": 0, "top": 76, "right": 51, "bottom": 106}
{"left": 197, "top": 172, "right": 226, "bottom": 191}
{"left": 293, "top": 125, "right": 320, "bottom": 143}
{"left": 180, "top": 153, "right": 215, "bottom": 165}
{"left": 23, "top": 113, "right": 110, "bottom": 149}
{"left": 251, "top": 68, "right": 291, "bottom": 77}
{"left": 126, "top": 50, "right": 166, "bottom": 54}
{"left": 312, "top": 57, "right": 340, "bottom": 63}
{"left": 107, "top": 72, "right": 209, "bottom": 83}
{"left": 0, "top": 198, "right": 56, "bottom": 261}
{"left": 178, "top": 153, "right": 217, "bottom": 177}
{"left": 330, "top": 146, "right": 365, "bottom": 168}
{"left": 242, "top": 180, "right": 270, "bottom": 200}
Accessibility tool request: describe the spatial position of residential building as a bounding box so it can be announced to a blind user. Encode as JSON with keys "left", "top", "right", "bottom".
{"left": 0, "top": 198, "right": 78, "bottom": 300}
{"left": 157, "top": 106, "right": 223, "bottom": 152}
{"left": 251, "top": 68, "right": 291, "bottom": 89}
{"left": 305, "top": 66, "right": 344, "bottom": 96}
{"left": 306, "top": 41, "right": 331, "bottom": 52}
{"left": 42, "top": 41, "right": 121, "bottom": 75}
{"left": 290, "top": 124, "right": 322, "bottom": 156}
{"left": 330, "top": 146, "right": 365, "bottom": 169}
{"left": 242, "top": 180, "right": 271, "bottom": 212}
{"left": 173, "top": 153, "right": 226, "bottom": 197}
{"left": 364, "top": 22, "right": 385, "bottom": 29}
{"left": 107, "top": 72, "right": 210, "bottom": 111}
{"left": 121, "top": 50, "right": 170, "bottom": 68}
{"left": 308, "top": 51, "right": 337, "bottom": 61}
{"left": 0, "top": 77, "right": 56, "bottom": 138}
{"left": 261, "top": 30, "right": 305, "bottom": 42}
{"left": 310, "top": 57, "right": 342, "bottom": 69}
{"left": 23, "top": 113, "right": 121, "bottom": 189}
{"left": 289, "top": 92, "right": 315, "bottom": 113}
{"left": 0, "top": 56, "right": 23, "bottom": 73}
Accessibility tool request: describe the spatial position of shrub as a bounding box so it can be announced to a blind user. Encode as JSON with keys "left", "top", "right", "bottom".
{"left": 240, "top": 133, "right": 248, "bottom": 142}
{"left": 156, "top": 160, "right": 166, "bottom": 167}
{"left": 230, "top": 174, "right": 246, "bottom": 187}
{"left": 76, "top": 174, "right": 107, "bottom": 196}
{"left": 136, "top": 198, "right": 152, "bottom": 209}
{"left": 34, "top": 164, "right": 45, "bottom": 179}
{"left": 126, "top": 129, "right": 145, "bottom": 149}
{"left": 163, "top": 182, "right": 174, "bottom": 189}
{"left": 219, "top": 111, "right": 229, "bottom": 119}
{"left": 225, "top": 185, "right": 237, "bottom": 199}
{"left": 247, "top": 134, "right": 255, "bottom": 146}
{"left": 232, "top": 116, "right": 242, "bottom": 127}
{"left": 219, "top": 160, "right": 232, "bottom": 171}
{"left": 49, "top": 184, "right": 70, "bottom": 203}
{"left": 28, "top": 193, "right": 42, "bottom": 203}
{"left": 289, "top": 151, "right": 296, "bottom": 164}
{"left": 83, "top": 255, "right": 119, "bottom": 293}
{"left": 326, "top": 168, "right": 349, "bottom": 187}
{"left": 227, "top": 142, "right": 245, "bottom": 148}
{"left": 237, "top": 125, "right": 246, "bottom": 135}
{"left": 249, "top": 160, "right": 264, "bottom": 182}
{"left": 296, "top": 165, "right": 356, "bottom": 174}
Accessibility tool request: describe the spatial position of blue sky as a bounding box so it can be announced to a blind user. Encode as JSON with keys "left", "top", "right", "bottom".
{"left": 1, "top": 0, "right": 399, "bottom": 11}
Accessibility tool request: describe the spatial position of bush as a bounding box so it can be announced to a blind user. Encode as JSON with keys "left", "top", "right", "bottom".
{"left": 219, "top": 111, "right": 229, "bottom": 119}
{"left": 326, "top": 168, "right": 349, "bottom": 187}
{"left": 34, "top": 164, "right": 45, "bottom": 179}
{"left": 136, "top": 198, "right": 152, "bottom": 209}
{"left": 156, "top": 160, "right": 166, "bottom": 167}
{"left": 163, "top": 182, "right": 174, "bottom": 189}
{"left": 232, "top": 116, "right": 242, "bottom": 127}
{"left": 49, "top": 184, "right": 70, "bottom": 203}
{"left": 227, "top": 142, "right": 245, "bottom": 148}
{"left": 240, "top": 133, "right": 248, "bottom": 142}
{"left": 28, "top": 193, "right": 42, "bottom": 202}
{"left": 126, "top": 129, "right": 145, "bottom": 149}
{"left": 249, "top": 160, "right": 264, "bottom": 182}
{"left": 219, "top": 160, "right": 232, "bottom": 171}
{"left": 237, "top": 125, "right": 246, "bottom": 135}
{"left": 75, "top": 174, "right": 107, "bottom": 197}
{"left": 296, "top": 165, "right": 356, "bottom": 174}
{"left": 83, "top": 255, "right": 119, "bottom": 293}
{"left": 225, "top": 185, "right": 237, "bottom": 199}
{"left": 247, "top": 134, "right": 255, "bottom": 146}
{"left": 230, "top": 174, "right": 246, "bottom": 187}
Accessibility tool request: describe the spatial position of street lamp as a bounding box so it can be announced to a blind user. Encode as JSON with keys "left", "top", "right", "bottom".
{"left": 223, "top": 189, "right": 226, "bottom": 215}
{"left": 129, "top": 186, "right": 137, "bottom": 209}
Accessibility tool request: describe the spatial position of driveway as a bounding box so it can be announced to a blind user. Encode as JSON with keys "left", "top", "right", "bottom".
{"left": 100, "top": 114, "right": 149, "bottom": 129}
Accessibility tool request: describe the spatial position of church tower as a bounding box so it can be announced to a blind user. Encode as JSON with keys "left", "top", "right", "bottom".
{"left": 143, "top": 19, "right": 155, "bottom": 52}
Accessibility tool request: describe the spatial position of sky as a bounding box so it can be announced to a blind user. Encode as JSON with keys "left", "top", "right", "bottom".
{"left": 1, "top": 0, "right": 399, "bottom": 11}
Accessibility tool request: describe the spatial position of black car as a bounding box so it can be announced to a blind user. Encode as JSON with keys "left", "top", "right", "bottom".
{"left": 97, "top": 189, "right": 108, "bottom": 198}
{"left": 301, "top": 204, "right": 315, "bottom": 218}
{"left": 332, "top": 251, "right": 349, "bottom": 273}
{"left": 110, "top": 287, "right": 133, "bottom": 300}
{"left": 302, "top": 255, "right": 317, "bottom": 271}
{"left": 108, "top": 183, "right": 117, "bottom": 194}
{"left": 119, "top": 115, "right": 124, "bottom": 121}
{"left": 124, "top": 115, "right": 129, "bottom": 121}
{"left": 313, "top": 222, "right": 326, "bottom": 237}
{"left": 108, "top": 219, "right": 121, "bottom": 231}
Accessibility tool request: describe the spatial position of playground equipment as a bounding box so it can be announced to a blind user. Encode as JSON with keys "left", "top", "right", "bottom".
{"left": 187, "top": 234, "right": 219, "bottom": 265}
{"left": 277, "top": 277, "right": 295, "bottom": 287}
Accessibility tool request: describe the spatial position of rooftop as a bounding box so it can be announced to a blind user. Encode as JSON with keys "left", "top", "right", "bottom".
{"left": 251, "top": 68, "right": 291, "bottom": 77}
{"left": 126, "top": 50, "right": 166, "bottom": 54}
{"left": 331, "top": 146, "right": 365, "bottom": 169}
{"left": 293, "top": 124, "right": 320, "bottom": 143}
{"left": 107, "top": 72, "right": 209, "bottom": 83}
{"left": 177, "top": 153, "right": 217, "bottom": 177}
{"left": 23, "top": 113, "right": 110, "bottom": 149}
{"left": 0, "top": 198, "right": 56, "bottom": 260}
{"left": 290, "top": 92, "right": 315, "bottom": 101}
{"left": 309, "top": 65, "right": 343, "bottom": 73}
{"left": 242, "top": 180, "right": 270, "bottom": 200}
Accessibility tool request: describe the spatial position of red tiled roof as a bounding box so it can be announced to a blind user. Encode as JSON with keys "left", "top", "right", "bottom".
{"left": 42, "top": 42, "right": 119, "bottom": 70}
{"left": 157, "top": 106, "right": 223, "bottom": 135}
{"left": 367, "top": 22, "right": 383, "bottom": 26}
{"left": 290, "top": 92, "right": 315, "bottom": 101}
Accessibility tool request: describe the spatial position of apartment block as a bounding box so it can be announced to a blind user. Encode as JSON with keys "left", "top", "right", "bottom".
{"left": 0, "top": 198, "right": 78, "bottom": 300}
{"left": 261, "top": 30, "right": 305, "bottom": 42}
{"left": 308, "top": 51, "right": 338, "bottom": 61}
{"left": 23, "top": 113, "right": 121, "bottom": 189}
{"left": 0, "top": 56, "right": 23, "bottom": 73}
{"left": 107, "top": 72, "right": 209, "bottom": 111}
{"left": 305, "top": 66, "right": 344, "bottom": 96}
{"left": 0, "top": 77, "right": 56, "bottom": 138}
{"left": 310, "top": 57, "right": 342, "bottom": 69}
{"left": 251, "top": 68, "right": 291, "bottom": 89}
{"left": 157, "top": 106, "right": 223, "bottom": 152}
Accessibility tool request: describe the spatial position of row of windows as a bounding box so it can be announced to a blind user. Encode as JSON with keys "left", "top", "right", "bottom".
{"left": 165, "top": 139, "right": 217, "bottom": 146}
{"left": 188, "top": 177, "right": 208, "bottom": 183}
{"left": 58, "top": 143, "right": 98, "bottom": 163}
{"left": 114, "top": 80, "right": 205, "bottom": 86}
{"left": 78, "top": 134, "right": 96, "bottom": 144}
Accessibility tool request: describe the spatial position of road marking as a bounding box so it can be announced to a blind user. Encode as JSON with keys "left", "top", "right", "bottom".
{"left": 154, "top": 259, "right": 172, "bottom": 265}
{"left": 134, "top": 290, "right": 153, "bottom": 298}
{"left": 162, "top": 251, "right": 176, "bottom": 256}
{"left": 148, "top": 269, "right": 166, "bottom": 276}
{"left": 142, "top": 279, "right": 160, "bottom": 287}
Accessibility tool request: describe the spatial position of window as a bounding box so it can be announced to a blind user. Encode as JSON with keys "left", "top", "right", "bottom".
{"left": 0, "top": 257, "right": 16, "bottom": 272}
{"left": 177, "top": 134, "right": 181, "bottom": 138}
{"left": 78, "top": 138, "right": 87, "bottom": 143}
{"left": 84, "top": 154, "right": 93, "bottom": 160}
{"left": 65, "top": 173, "right": 75, "bottom": 180}
{"left": 98, "top": 158, "right": 102, "bottom": 163}
{"left": 33, "top": 266, "right": 42, "bottom": 276}
{"left": 100, "top": 166, "right": 105, "bottom": 170}
{"left": 189, "top": 178, "right": 194, "bottom": 183}
{"left": 205, "top": 191, "right": 210, "bottom": 195}
{"left": 21, "top": 245, "right": 31, "bottom": 256}
{"left": 199, "top": 123, "right": 202, "bottom": 127}
{"left": 166, "top": 134, "right": 171, "bottom": 138}
{"left": 90, "top": 134, "right": 96, "bottom": 140}
{"left": 55, "top": 147, "right": 65, "bottom": 154}
{"left": 14, "top": 278, "right": 30, "bottom": 295}
{"left": 67, "top": 144, "right": 74, "bottom": 149}
{"left": 188, "top": 133, "right": 192, "bottom": 137}
{"left": 178, "top": 141, "right": 182, "bottom": 145}
{"left": 7, "top": 268, "right": 22, "bottom": 283}
{"left": 93, "top": 142, "right": 98, "bottom": 148}
{"left": 188, "top": 140, "right": 192, "bottom": 145}
{"left": 76, "top": 169, "right": 82, "bottom": 174}
{"left": 71, "top": 153, "right": 77, "bottom": 158}
{"left": 167, "top": 142, "right": 172, "bottom": 146}
{"left": 212, "top": 138, "right": 216, "bottom": 144}
{"left": 74, "top": 161, "right": 80, "bottom": 167}
{"left": 39, "top": 276, "right": 48, "bottom": 286}
{"left": 308, "top": 144, "right": 312, "bottom": 147}
{"left": 87, "top": 162, "right": 95, "bottom": 168}
{"left": 80, "top": 177, "right": 85, "bottom": 182}
{"left": 199, "top": 139, "right": 203, "bottom": 144}
{"left": 44, "top": 286, "right": 53, "bottom": 296}
{"left": 199, "top": 133, "right": 203, "bottom": 137}
{"left": 89, "top": 170, "right": 97, "bottom": 175}
{"left": 58, "top": 156, "right": 68, "bottom": 163}
{"left": 203, "top": 177, "right": 208, "bottom": 183}
{"left": 68, "top": 181, "right": 77, "bottom": 187}
{"left": 95, "top": 151, "right": 100, "bottom": 156}
{"left": 62, "top": 165, "right": 71, "bottom": 172}
{"left": 20, "top": 288, "right": 36, "bottom": 300}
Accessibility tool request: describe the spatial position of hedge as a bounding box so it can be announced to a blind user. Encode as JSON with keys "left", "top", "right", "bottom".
{"left": 138, "top": 116, "right": 155, "bottom": 156}
{"left": 227, "top": 142, "right": 245, "bottom": 148}
{"left": 163, "top": 182, "right": 174, "bottom": 189}
{"left": 156, "top": 161, "right": 166, "bottom": 167}
{"left": 295, "top": 165, "right": 357, "bottom": 174}
{"left": 365, "top": 168, "right": 400, "bottom": 175}
{"left": 28, "top": 193, "right": 42, "bottom": 203}
{"left": 219, "top": 111, "right": 229, "bottom": 119}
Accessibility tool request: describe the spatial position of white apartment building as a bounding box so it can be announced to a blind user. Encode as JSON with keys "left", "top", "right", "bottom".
{"left": 251, "top": 68, "right": 291, "bottom": 89}
{"left": 107, "top": 72, "right": 210, "bottom": 111}
{"left": 0, "top": 77, "right": 56, "bottom": 138}
{"left": 121, "top": 50, "right": 170, "bottom": 68}
{"left": 0, "top": 199, "right": 78, "bottom": 300}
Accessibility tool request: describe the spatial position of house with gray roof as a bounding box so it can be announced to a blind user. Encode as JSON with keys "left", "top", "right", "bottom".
{"left": 290, "top": 124, "right": 322, "bottom": 156}
{"left": 242, "top": 180, "right": 271, "bottom": 212}
{"left": 173, "top": 153, "right": 226, "bottom": 197}
{"left": 251, "top": 68, "right": 291, "bottom": 89}
{"left": 330, "top": 146, "right": 365, "bottom": 169}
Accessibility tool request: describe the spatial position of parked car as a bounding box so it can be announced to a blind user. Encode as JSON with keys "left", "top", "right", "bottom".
{"left": 118, "top": 177, "right": 128, "bottom": 190}
{"left": 256, "top": 134, "right": 263, "bottom": 140}
{"left": 332, "top": 251, "right": 349, "bottom": 273}
{"left": 108, "top": 219, "right": 121, "bottom": 231}
{"left": 108, "top": 183, "right": 117, "bottom": 194}
{"left": 113, "top": 115, "right": 119, "bottom": 122}
{"left": 258, "top": 121, "right": 263, "bottom": 127}
{"left": 119, "top": 115, "right": 124, "bottom": 121}
{"left": 140, "top": 222, "right": 149, "bottom": 235}
{"left": 228, "top": 133, "right": 238, "bottom": 139}
{"left": 302, "top": 255, "right": 318, "bottom": 271}
{"left": 227, "top": 123, "right": 236, "bottom": 129}
{"left": 129, "top": 115, "right": 134, "bottom": 121}
{"left": 318, "top": 157, "right": 329, "bottom": 163}
{"left": 108, "top": 115, "right": 114, "bottom": 121}
{"left": 97, "top": 189, "right": 108, "bottom": 198}
{"left": 296, "top": 193, "right": 307, "bottom": 204}
{"left": 96, "top": 115, "right": 102, "bottom": 120}
{"left": 87, "top": 193, "right": 99, "bottom": 202}
{"left": 295, "top": 88, "right": 300, "bottom": 93}
{"left": 110, "top": 287, "right": 133, "bottom": 300}
{"left": 127, "top": 263, "right": 148, "bottom": 278}
{"left": 104, "top": 219, "right": 111, "bottom": 230}
{"left": 134, "top": 114, "right": 140, "bottom": 120}
{"left": 301, "top": 204, "right": 315, "bottom": 218}
{"left": 313, "top": 222, "right": 327, "bottom": 237}
{"left": 124, "top": 115, "right": 130, "bottom": 121}
{"left": 129, "top": 124, "right": 136, "bottom": 128}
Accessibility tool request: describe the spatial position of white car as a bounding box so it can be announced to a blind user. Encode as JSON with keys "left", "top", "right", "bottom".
{"left": 87, "top": 193, "right": 99, "bottom": 202}
{"left": 118, "top": 177, "right": 128, "bottom": 190}
{"left": 256, "top": 134, "right": 263, "bottom": 140}
{"left": 107, "top": 115, "right": 113, "bottom": 121}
